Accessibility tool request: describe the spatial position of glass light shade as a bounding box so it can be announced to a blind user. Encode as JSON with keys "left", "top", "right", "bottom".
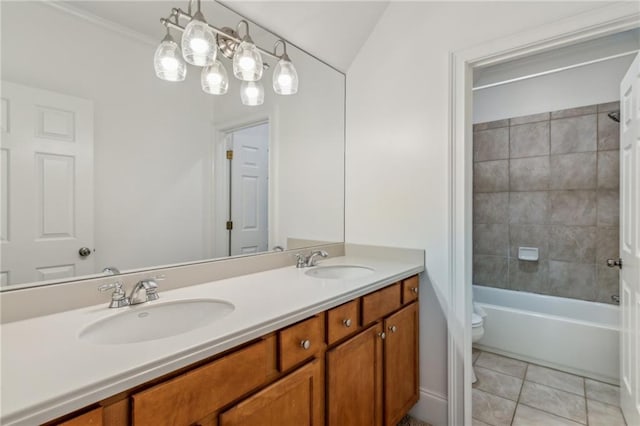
{"left": 201, "top": 60, "right": 229, "bottom": 95}
{"left": 233, "top": 37, "right": 263, "bottom": 81}
{"left": 154, "top": 33, "right": 186, "bottom": 82}
{"left": 272, "top": 55, "right": 298, "bottom": 95}
{"left": 181, "top": 12, "right": 216, "bottom": 66}
{"left": 240, "top": 81, "right": 264, "bottom": 106}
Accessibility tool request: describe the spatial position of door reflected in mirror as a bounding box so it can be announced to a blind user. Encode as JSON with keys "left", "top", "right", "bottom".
{"left": 0, "top": 1, "right": 345, "bottom": 290}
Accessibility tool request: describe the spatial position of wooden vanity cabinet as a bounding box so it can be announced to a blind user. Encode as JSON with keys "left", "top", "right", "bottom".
{"left": 57, "top": 408, "right": 103, "bottom": 426}
{"left": 384, "top": 302, "right": 419, "bottom": 425}
{"left": 131, "top": 339, "right": 272, "bottom": 425}
{"left": 326, "top": 323, "right": 384, "bottom": 425}
{"left": 47, "top": 275, "right": 419, "bottom": 426}
{"left": 220, "top": 360, "right": 323, "bottom": 425}
{"left": 326, "top": 277, "right": 419, "bottom": 426}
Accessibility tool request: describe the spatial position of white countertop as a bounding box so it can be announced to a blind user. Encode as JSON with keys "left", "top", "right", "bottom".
{"left": 0, "top": 255, "right": 423, "bottom": 425}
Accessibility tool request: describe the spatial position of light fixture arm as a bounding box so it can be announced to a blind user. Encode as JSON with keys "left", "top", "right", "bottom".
{"left": 273, "top": 39, "right": 290, "bottom": 61}
{"left": 236, "top": 20, "right": 250, "bottom": 40}
{"left": 163, "top": 8, "right": 280, "bottom": 60}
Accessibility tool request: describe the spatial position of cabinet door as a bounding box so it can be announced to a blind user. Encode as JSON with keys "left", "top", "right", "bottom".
{"left": 326, "top": 323, "right": 383, "bottom": 426}
{"left": 384, "top": 302, "right": 419, "bottom": 425}
{"left": 219, "top": 360, "right": 323, "bottom": 426}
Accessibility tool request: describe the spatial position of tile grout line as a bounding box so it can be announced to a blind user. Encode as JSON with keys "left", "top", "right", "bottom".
{"left": 584, "top": 377, "right": 590, "bottom": 426}
{"left": 510, "top": 361, "right": 528, "bottom": 426}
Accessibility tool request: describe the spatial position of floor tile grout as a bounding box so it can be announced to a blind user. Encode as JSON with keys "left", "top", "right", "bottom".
{"left": 473, "top": 349, "right": 627, "bottom": 426}
{"left": 523, "top": 377, "right": 585, "bottom": 397}
{"left": 510, "top": 362, "right": 528, "bottom": 425}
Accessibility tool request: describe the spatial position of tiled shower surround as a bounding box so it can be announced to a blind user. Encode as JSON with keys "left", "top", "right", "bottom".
{"left": 472, "top": 102, "right": 620, "bottom": 304}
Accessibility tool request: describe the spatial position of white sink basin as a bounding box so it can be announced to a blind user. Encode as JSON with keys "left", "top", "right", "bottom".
{"left": 79, "top": 299, "right": 235, "bottom": 345}
{"left": 305, "top": 265, "right": 374, "bottom": 280}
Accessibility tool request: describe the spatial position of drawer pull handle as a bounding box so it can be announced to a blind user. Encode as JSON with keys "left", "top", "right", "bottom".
{"left": 342, "top": 318, "right": 352, "bottom": 328}
{"left": 411, "top": 287, "right": 418, "bottom": 294}
{"left": 378, "top": 332, "right": 386, "bottom": 340}
{"left": 300, "top": 339, "right": 311, "bottom": 350}
{"left": 389, "top": 325, "right": 398, "bottom": 333}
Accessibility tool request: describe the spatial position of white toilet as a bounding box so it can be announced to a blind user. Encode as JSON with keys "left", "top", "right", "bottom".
{"left": 471, "top": 302, "right": 486, "bottom": 383}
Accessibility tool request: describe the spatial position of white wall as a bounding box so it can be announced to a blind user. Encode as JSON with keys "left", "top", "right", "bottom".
{"left": 345, "top": 2, "right": 610, "bottom": 424}
{"left": 473, "top": 55, "right": 632, "bottom": 123}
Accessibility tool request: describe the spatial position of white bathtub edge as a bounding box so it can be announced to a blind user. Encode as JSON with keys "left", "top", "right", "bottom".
{"left": 474, "top": 344, "right": 619, "bottom": 386}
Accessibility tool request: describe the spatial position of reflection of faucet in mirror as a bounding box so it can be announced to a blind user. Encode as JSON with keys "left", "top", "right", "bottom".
{"left": 102, "top": 267, "right": 120, "bottom": 275}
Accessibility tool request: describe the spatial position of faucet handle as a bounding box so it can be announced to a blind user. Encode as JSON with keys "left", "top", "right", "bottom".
{"left": 98, "top": 281, "right": 130, "bottom": 308}
{"left": 293, "top": 253, "right": 307, "bottom": 268}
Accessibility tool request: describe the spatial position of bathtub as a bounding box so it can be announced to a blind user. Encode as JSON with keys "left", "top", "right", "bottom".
{"left": 473, "top": 285, "right": 620, "bottom": 385}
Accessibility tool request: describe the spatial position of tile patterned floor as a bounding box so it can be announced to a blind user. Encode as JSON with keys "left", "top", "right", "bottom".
{"left": 472, "top": 349, "right": 627, "bottom": 426}
{"left": 397, "top": 415, "right": 432, "bottom": 426}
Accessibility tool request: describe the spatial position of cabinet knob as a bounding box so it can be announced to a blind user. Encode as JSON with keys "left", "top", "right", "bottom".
{"left": 411, "top": 287, "right": 418, "bottom": 294}
{"left": 342, "top": 318, "right": 352, "bottom": 328}
{"left": 389, "top": 325, "right": 398, "bottom": 333}
{"left": 300, "top": 339, "right": 311, "bottom": 350}
{"left": 378, "top": 332, "right": 386, "bottom": 340}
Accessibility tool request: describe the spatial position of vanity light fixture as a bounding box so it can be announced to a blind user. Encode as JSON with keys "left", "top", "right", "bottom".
{"left": 232, "top": 20, "right": 263, "bottom": 81}
{"left": 272, "top": 40, "right": 298, "bottom": 95}
{"left": 240, "top": 81, "right": 264, "bottom": 106}
{"left": 154, "top": 26, "right": 187, "bottom": 82}
{"left": 180, "top": 0, "right": 216, "bottom": 66}
{"left": 201, "top": 60, "right": 229, "bottom": 94}
{"left": 157, "top": 0, "right": 299, "bottom": 103}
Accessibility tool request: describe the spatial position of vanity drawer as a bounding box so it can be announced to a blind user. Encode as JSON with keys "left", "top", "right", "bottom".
{"left": 327, "top": 300, "right": 360, "bottom": 345}
{"left": 132, "top": 340, "right": 269, "bottom": 425}
{"left": 362, "top": 283, "right": 401, "bottom": 325}
{"left": 278, "top": 315, "right": 324, "bottom": 371}
{"left": 402, "top": 275, "right": 419, "bottom": 304}
{"left": 57, "top": 407, "right": 103, "bottom": 426}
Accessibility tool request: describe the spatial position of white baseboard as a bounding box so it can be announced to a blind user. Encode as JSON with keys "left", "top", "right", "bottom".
{"left": 409, "top": 387, "right": 448, "bottom": 426}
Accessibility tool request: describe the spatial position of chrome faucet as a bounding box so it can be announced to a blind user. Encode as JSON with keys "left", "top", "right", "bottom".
{"left": 307, "top": 250, "right": 328, "bottom": 267}
{"left": 129, "top": 278, "right": 160, "bottom": 305}
{"left": 98, "top": 281, "right": 130, "bottom": 308}
{"left": 294, "top": 250, "right": 329, "bottom": 268}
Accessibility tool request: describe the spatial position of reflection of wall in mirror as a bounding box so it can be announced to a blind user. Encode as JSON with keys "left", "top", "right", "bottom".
{"left": 212, "top": 44, "right": 345, "bottom": 252}
{"left": 1, "top": 2, "right": 214, "bottom": 279}
{"left": 0, "top": 1, "right": 344, "bottom": 286}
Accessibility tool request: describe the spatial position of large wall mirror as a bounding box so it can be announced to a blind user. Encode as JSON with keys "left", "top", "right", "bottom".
{"left": 0, "top": 1, "right": 345, "bottom": 290}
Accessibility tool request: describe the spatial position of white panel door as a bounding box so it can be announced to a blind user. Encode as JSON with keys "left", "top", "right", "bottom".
{"left": 620, "top": 53, "right": 640, "bottom": 426}
{"left": 1, "top": 81, "right": 94, "bottom": 286}
{"left": 230, "top": 123, "right": 268, "bottom": 256}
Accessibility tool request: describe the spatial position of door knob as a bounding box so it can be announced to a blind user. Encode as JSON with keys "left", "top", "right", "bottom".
{"left": 78, "top": 247, "right": 92, "bottom": 257}
{"left": 607, "top": 258, "right": 623, "bottom": 269}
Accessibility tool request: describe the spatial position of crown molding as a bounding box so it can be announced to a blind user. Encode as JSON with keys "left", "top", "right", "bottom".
{"left": 42, "top": 0, "right": 157, "bottom": 46}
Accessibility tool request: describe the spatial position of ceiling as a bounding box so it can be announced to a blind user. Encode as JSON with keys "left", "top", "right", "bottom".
{"left": 220, "top": 1, "right": 389, "bottom": 71}
{"left": 65, "top": 1, "right": 389, "bottom": 72}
